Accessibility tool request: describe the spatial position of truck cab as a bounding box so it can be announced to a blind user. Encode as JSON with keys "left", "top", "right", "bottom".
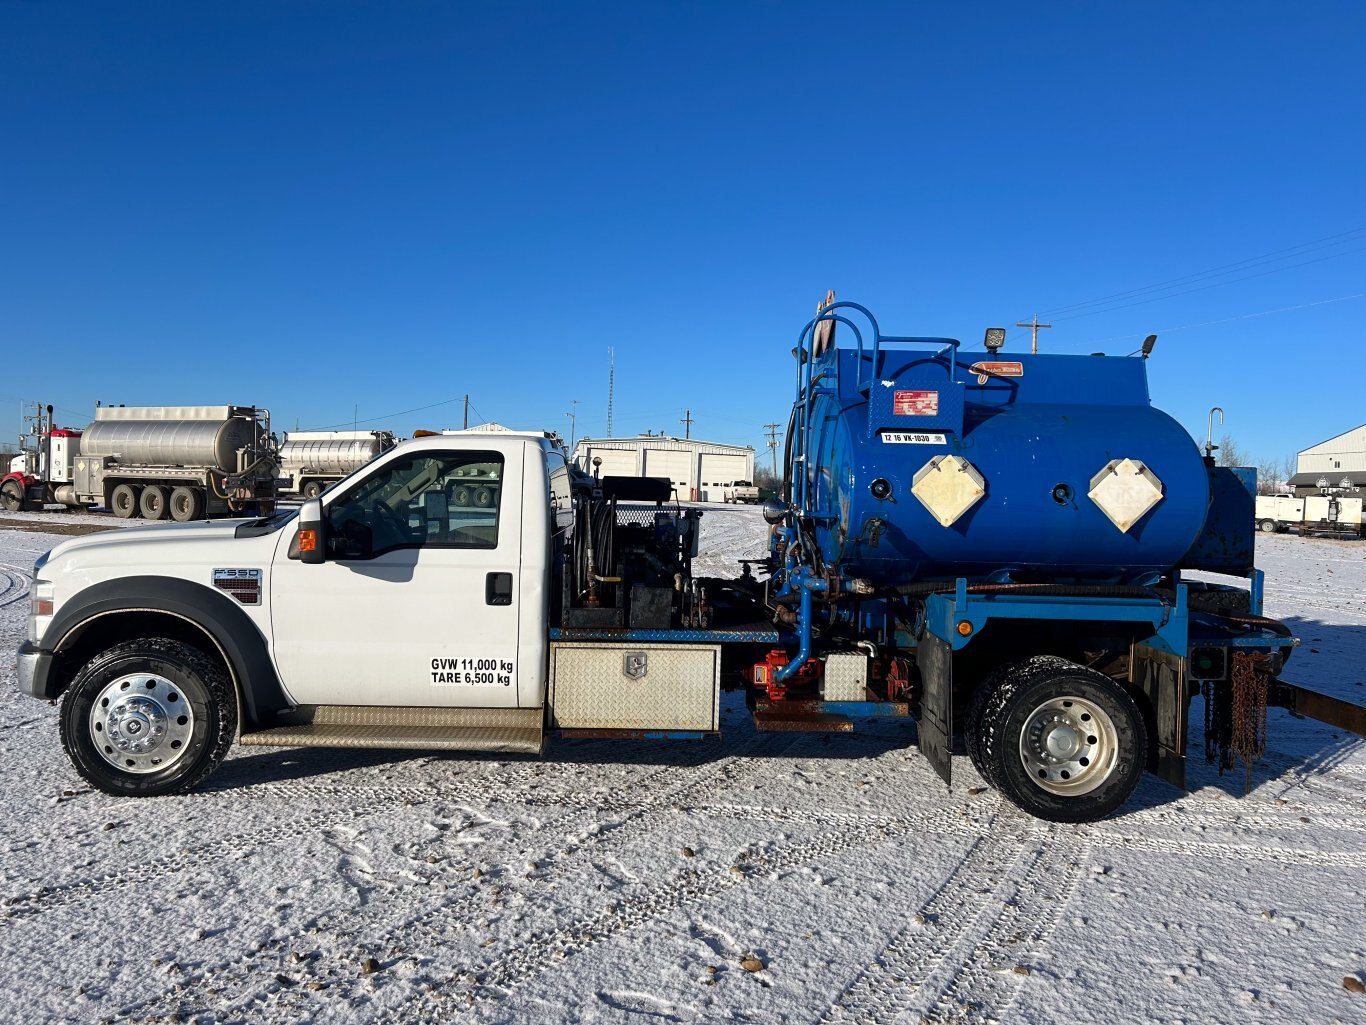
{"left": 271, "top": 433, "right": 553, "bottom": 710}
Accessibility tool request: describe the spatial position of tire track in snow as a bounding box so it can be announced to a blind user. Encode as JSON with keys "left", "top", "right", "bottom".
{"left": 0, "top": 760, "right": 570, "bottom": 922}
{"left": 392, "top": 805, "right": 975, "bottom": 1024}
{"left": 1087, "top": 829, "right": 1366, "bottom": 868}
{"left": 116, "top": 730, "right": 804, "bottom": 1024}
{"left": 817, "top": 806, "right": 1031, "bottom": 1025}
{"left": 0, "top": 562, "right": 32, "bottom": 607}
{"left": 919, "top": 823, "right": 1089, "bottom": 1025}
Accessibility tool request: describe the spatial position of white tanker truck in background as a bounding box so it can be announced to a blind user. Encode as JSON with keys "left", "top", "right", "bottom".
{"left": 278, "top": 430, "right": 398, "bottom": 498}
{"left": 2, "top": 404, "right": 280, "bottom": 520}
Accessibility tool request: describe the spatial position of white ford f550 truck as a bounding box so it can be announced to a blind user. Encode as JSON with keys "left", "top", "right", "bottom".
{"left": 18, "top": 431, "right": 785, "bottom": 798}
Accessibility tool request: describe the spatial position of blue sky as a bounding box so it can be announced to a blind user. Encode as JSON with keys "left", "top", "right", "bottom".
{"left": 3, "top": 2, "right": 1363, "bottom": 467}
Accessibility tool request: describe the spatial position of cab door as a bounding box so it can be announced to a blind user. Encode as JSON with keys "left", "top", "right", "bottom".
{"left": 269, "top": 442, "right": 524, "bottom": 708}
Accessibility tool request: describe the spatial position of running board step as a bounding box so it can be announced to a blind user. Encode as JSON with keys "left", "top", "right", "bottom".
{"left": 239, "top": 705, "right": 544, "bottom": 754}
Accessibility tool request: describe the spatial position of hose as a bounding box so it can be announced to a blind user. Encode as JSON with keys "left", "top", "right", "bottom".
{"left": 881, "top": 581, "right": 1164, "bottom": 600}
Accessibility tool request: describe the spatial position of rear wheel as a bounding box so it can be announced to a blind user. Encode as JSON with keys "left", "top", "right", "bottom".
{"left": 965, "top": 662, "right": 1015, "bottom": 788}
{"left": 140, "top": 485, "right": 170, "bottom": 520}
{"left": 301, "top": 480, "right": 323, "bottom": 499}
{"left": 110, "top": 483, "right": 139, "bottom": 519}
{"left": 59, "top": 638, "right": 237, "bottom": 797}
{"left": 169, "top": 485, "right": 204, "bottom": 522}
{"left": 1, "top": 479, "right": 26, "bottom": 512}
{"left": 978, "top": 656, "right": 1146, "bottom": 823}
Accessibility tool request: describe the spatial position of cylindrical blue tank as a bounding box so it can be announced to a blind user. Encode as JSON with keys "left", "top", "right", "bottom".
{"left": 800, "top": 347, "right": 1210, "bottom": 585}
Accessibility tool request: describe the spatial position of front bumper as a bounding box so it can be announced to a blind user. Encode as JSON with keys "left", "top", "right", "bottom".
{"left": 16, "top": 641, "right": 56, "bottom": 700}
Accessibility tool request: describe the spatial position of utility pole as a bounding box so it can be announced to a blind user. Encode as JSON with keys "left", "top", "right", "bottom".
{"left": 565, "top": 399, "right": 579, "bottom": 451}
{"left": 1015, "top": 315, "right": 1052, "bottom": 354}
{"left": 463, "top": 394, "right": 469, "bottom": 430}
{"left": 764, "top": 421, "right": 781, "bottom": 480}
{"left": 680, "top": 409, "right": 694, "bottom": 440}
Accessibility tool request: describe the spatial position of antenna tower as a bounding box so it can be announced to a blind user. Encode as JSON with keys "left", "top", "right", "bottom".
{"left": 607, "top": 347, "right": 615, "bottom": 438}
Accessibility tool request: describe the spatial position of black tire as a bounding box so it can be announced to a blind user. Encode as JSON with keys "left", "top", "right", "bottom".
{"left": 169, "top": 486, "right": 204, "bottom": 522}
{"left": 473, "top": 486, "right": 493, "bottom": 508}
{"left": 1, "top": 479, "right": 26, "bottom": 512}
{"left": 965, "top": 661, "right": 1017, "bottom": 788}
{"left": 978, "top": 655, "right": 1147, "bottom": 823}
{"left": 110, "top": 483, "right": 139, "bottom": 519}
{"left": 452, "top": 486, "right": 471, "bottom": 507}
{"left": 301, "top": 480, "right": 323, "bottom": 499}
{"left": 59, "top": 638, "right": 237, "bottom": 797}
{"left": 1258, "top": 519, "right": 1277, "bottom": 533}
{"left": 140, "top": 485, "right": 170, "bottom": 520}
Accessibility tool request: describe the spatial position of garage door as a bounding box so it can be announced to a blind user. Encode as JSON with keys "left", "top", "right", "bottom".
{"left": 643, "top": 449, "right": 694, "bottom": 499}
{"left": 698, "top": 453, "right": 749, "bottom": 502}
{"left": 589, "top": 448, "right": 637, "bottom": 478}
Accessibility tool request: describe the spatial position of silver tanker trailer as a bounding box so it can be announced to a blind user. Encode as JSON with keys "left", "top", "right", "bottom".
{"left": 278, "top": 430, "right": 397, "bottom": 498}
{"left": 1, "top": 404, "right": 280, "bottom": 520}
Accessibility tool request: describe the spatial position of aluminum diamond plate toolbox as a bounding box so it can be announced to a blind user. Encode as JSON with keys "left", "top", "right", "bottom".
{"left": 549, "top": 642, "right": 720, "bottom": 731}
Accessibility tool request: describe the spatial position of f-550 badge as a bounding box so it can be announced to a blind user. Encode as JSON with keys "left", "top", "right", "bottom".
{"left": 212, "top": 568, "right": 262, "bottom": 606}
{"left": 623, "top": 651, "right": 648, "bottom": 680}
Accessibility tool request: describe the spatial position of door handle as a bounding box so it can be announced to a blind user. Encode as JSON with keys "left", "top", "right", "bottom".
{"left": 486, "top": 572, "right": 513, "bottom": 606}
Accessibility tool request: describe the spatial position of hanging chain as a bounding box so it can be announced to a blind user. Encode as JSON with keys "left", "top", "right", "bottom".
{"left": 1230, "top": 651, "right": 1271, "bottom": 790}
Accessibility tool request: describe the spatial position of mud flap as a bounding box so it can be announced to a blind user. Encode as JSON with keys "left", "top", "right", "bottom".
{"left": 1131, "top": 643, "right": 1186, "bottom": 790}
{"left": 917, "top": 633, "right": 953, "bottom": 786}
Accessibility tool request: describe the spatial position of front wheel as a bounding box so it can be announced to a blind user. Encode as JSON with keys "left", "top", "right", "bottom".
{"left": 59, "top": 639, "right": 237, "bottom": 797}
{"left": 301, "top": 480, "right": 323, "bottom": 499}
{"left": 1, "top": 479, "right": 26, "bottom": 512}
{"left": 1258, "top": 519, "right": 1277, "bottom": 533}
{"left": 976, "top": 656, "right": 1146, "bottom": 823}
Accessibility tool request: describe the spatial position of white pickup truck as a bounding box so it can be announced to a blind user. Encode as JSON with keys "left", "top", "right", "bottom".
{"left": 1255, "top": 493, "right": 1364, "bottom": 535}
{"left": 17, "top": 431, "right": 780, "bottom": 797}
{"left": 723, "top": 479, "right": 760, "bottom": 504}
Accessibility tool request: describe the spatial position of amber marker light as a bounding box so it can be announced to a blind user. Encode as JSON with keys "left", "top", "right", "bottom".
{"left": 299, "top": 529, "right": 318, "bottom": 553}
{"left": 956, "top": 620, "right": 973, "bottom": 636}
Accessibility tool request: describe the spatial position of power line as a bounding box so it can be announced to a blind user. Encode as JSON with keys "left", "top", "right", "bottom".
{"left": 1076, "top": 289, "right": 1366, "bottom": 349}
{"left": 303, "top": 396, "right": 463, "bottom": 432}
{"left": 1034, "top": 226, "right": 1366, "bottom": 319}
{"left": 1046, "top": 245, "right": 1366, "bottom": 326}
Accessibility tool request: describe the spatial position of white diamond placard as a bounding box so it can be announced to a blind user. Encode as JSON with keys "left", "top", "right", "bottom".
{"left": 911, "top": 455, "right": 986, "bottom": 527}
{"left": 1088, "top": 458, "right": 1163, "bottom": 533}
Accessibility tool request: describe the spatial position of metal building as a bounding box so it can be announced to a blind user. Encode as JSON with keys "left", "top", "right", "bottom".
{"left": 572, "top": 435, "right": 755, "bottom": 502}
{"left": 1291, "top": 424, "right": 1366, "bottom": 495}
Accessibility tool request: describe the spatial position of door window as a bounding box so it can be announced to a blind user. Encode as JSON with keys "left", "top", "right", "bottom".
{"left": 326, "top": 451, "right": 504, "bottom": 559}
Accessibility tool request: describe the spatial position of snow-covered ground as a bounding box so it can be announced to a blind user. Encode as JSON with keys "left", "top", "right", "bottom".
{"left": 1, "top": 509, "right": 1363, "bottom": 1024}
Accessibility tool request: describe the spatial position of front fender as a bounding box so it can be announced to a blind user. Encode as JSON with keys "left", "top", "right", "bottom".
{"left": 38, "top": 576, "right": 292, "bottom": 728}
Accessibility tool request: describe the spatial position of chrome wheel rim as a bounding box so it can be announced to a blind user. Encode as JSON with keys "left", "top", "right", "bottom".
{"left": 89, "top": 673, "right": 195, "bottom": 774}
{"left": 1018, "top": 695, "right": 1117, "bottom": 796}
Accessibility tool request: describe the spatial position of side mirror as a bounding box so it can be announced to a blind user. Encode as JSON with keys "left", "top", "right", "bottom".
{"left": 298, "top": 497, "right": 327, "bottom": 564}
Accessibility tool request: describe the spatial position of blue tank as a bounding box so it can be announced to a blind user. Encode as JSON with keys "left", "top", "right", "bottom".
{"left": 794, "top": 331, "right": 1211, "bottom": 586}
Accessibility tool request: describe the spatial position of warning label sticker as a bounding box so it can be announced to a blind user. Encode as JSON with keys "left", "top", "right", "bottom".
{"left": 968, "top": 361, "right": 1024, "bottom": 385}
{"left": 893, "top": 390, "right": 939, "bottom": 416}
